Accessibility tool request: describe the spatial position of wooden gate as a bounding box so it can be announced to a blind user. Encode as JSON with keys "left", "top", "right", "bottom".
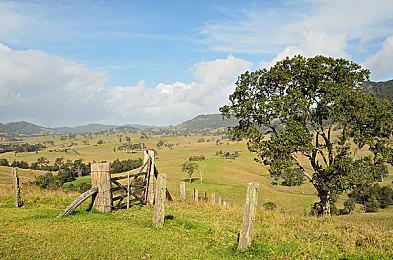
{"left": 110, "top": 157, "right": 151, "bottom": 209}
{"left": 57, "top": 149, "right": 172, "bottom": 217}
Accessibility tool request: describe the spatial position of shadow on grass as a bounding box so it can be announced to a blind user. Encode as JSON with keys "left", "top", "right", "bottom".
{"left": 181, "top": 178, "right": 200, "bottom": 184}
{"left": 164, "top": 214, "right": 174, "bottom": 221}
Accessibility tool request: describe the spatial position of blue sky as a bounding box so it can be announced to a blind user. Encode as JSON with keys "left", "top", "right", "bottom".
{"left": 1, "top": 0, "right": 393, "bottom": 127}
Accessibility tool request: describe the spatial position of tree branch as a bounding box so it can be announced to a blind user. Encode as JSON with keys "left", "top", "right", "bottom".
{"left": 291, "top": 154, "right": 313, "bottom": 183}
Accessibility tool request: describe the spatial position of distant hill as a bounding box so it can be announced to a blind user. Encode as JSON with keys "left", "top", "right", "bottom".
{"left": 149, "top": 114, "right": 238, "bottom": 137}
{"left": 362, "top": 80, "right": 393, "bottom": 101}
{"left": 174, "top": 114, "right": 238, "bottom": 131}
{"left": 54, "top": 124, "right": 119, "bottom": 134}
{"left": 0, "top": 121, "right": 59, "bottom": 138}
{"left": 124, "top": 123, "right": 157, "bottom": 130}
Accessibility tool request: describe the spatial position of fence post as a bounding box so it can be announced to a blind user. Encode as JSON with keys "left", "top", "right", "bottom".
{"left": 193, "top": 188, "right": 198, "bottom": 202}
{"left": 211, "top": 194, "right": 215, "bottom": 204}
{"left": 91, "top": 163, "right": 112, "bottom": 213}
{"left": 146, "top": 149, "right": 155, "bottom": 205}
{"left": 12, "top": 168, "right": 23, "bottom": 207}
{"left": 218, "top": 197, "right": 222, "bottom": 205}
{"left": 238, "top": 182, "right": 259, "bottom": 251}
{"left": 223, "top": 201, "right": 227, "bottom": 207}
{"left": 153, "top": 174, "right": 166, "bottom": 227}
{"left": 180, "top": 181, "right": 186, "bottom": 200}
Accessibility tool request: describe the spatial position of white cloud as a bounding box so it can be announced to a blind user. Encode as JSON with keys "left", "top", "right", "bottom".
{"left": 0, "top": 44, "right": 252, "bottom": 126}
{"left": 0, "top": 44, "right": 108, "bottom": 126}
{"left": 105, "top": 55, "right": 252, "bottom": 125}
{"left": 200, "top": 0, "right": 393, "bottom": 79}
{"left": 362, "top": 36, "right": 393, "bottom": 79}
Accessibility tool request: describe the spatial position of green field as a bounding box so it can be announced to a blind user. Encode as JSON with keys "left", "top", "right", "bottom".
{"left": 0, "top": 132, "right": 392, "bottom": 258}
{"left": 0, "top": 192, "right": 392, "bottom": 259}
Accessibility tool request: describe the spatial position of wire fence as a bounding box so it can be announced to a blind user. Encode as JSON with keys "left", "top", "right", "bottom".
{"left": 167, "top": 179, "right": 393, "bottom": 236}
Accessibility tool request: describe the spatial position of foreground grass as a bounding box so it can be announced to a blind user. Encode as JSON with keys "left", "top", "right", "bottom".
{"left": 0, "top": 192, "right": 392, "bottom": 259}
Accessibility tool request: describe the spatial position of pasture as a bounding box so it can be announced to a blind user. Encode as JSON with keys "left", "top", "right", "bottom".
{"left": 0, "top": 131, "right": 393, "bottom": 258}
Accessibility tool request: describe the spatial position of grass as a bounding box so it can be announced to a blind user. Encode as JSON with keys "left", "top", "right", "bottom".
{"left": 0, "top": 193, "right": 392, "bottom": 259}
{"left": 1, "top": 131, "right": 393, "bottom": 258}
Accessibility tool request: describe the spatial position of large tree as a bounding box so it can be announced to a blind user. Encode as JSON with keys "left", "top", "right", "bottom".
{"left": 220, "top": 55, "right": 393, "bottom": 216}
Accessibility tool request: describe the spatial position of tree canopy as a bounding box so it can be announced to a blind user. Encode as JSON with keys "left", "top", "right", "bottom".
{"left": 220, "top": 55, "right": 393, "bottom": 216}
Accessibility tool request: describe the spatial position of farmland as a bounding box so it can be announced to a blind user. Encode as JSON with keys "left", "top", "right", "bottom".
{"left": 1, "top": 129, "right": 393, "bottom": 259}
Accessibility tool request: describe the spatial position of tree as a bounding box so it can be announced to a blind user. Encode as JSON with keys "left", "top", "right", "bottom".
{"left": 54, "top": 157, "right": 64, "bottom": 171}
{"left": 220, "top": 55, "right": 393, "bottom": 216}
{"left": 37, "top": 156, "right": 49, "bottom": 169}
{"left": 181, "top": 162, "right": 199, "bottom": 184}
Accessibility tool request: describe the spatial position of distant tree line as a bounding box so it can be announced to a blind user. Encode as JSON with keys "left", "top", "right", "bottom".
{"left": 110, "top": 158, "right": 143, "bottom": 174}
{"left": 0, "top": 143, "right": 45, "bottom": 154}
{"left": 28, "top": 157, "right": 143, "bottom": 190}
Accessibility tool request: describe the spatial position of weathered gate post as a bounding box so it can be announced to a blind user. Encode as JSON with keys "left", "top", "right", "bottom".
{"left": 180, "top": 181, "right": 186, "bottom": 200}
{"left": 193, "top": 188, "right": 198, "bottom": 202}
{"left": 91, "top": 163, "right": 112, "bottom": 213}
{"left": 153, "top": 174, "right": 166, "bottom": 227}
{"left": 238, "top": 182, "right": 259, "bottom": 251}
{"left": 144, "top": 149, "right": 155, "bottom": 205}
{"left": 12, "top": 168, "right": 23, "bottom": 207}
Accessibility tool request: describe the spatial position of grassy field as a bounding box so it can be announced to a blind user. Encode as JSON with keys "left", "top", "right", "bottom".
{"left": 0, "top": 189, "right": 392, "bottom": 259}
{"left": 1, "top": 132, "right": 393, "bottom": 258}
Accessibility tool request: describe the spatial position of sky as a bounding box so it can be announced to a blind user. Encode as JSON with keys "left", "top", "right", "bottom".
{"left": 1, "top": 0, "right": 393, "bottom": 127}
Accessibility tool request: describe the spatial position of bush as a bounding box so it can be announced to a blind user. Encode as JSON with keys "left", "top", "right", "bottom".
{"left": 189, "top": 155, "right": 205, "bottom": 161}
{"left": 263, "top": 202, "right": 277, "bottom": 209}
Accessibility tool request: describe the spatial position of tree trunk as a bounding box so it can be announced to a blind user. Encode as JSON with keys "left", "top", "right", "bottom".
{"left": 318, "top": 189, "right": 331, "bottom": 216}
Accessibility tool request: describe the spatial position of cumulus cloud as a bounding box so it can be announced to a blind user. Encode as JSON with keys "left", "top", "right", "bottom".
{"left": 0, "top": 43, "right": 108, "bottom": 126}
{"left": 362, "top": 36, "right": 393, "bottom": 79}
{"left": 0, "top": 44, "right": 252, "bottom": 126}
{"left": 105, "top": 55, "right": 252, "bottom": 125}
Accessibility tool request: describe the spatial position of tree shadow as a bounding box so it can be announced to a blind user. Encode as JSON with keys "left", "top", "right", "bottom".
{"left": 164, "top": 215, "right": 174, "bottom": 221}
{"left": 181, "top": 178, "right": 200, "bottom": 183}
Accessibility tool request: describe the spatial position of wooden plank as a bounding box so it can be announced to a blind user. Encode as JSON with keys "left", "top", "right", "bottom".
{"left": 146, "top": 149, "right": 155, "bottom": 205}
{"left": 57, "top": 187, "right": 98, "bottom": 218}
{"left": 154, "top": 165, "right": 173, "bottom": 201}
{"left": 91, "top": 163, "right": 112, "bottom": 213}
{"left": 193, "top": 188, "right": 198, "bottom": 202}
{"left": 127, "top": 171, "right": 130, "bottom": 209}
{"left": 114, "top": 198, "right": 142, "bottom": 209}
{"left": 153, "top": 174, "right": 166, "bottom": 227}
{"left": 110, "top": 171, "right": 147, "bottom": 181}
{"left": 111, "top": 179, "right": 127, "bottom": 190}
{"left": 12, "top": 168, "right": 23, "bottom": 207}
{"left": 238, "top": 183, "right": 259, "bottom": 251}
{"left": 180, "top": 182, "right": 186, "bottom": 200}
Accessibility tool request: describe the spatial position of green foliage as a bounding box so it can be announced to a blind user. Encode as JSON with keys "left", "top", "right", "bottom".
{"left": 281, "top": 168, "right": 304, "bottom": 187}
{"left": 0, "top": 143, "right": 45, "bottom": 154}
{"left": 215, "top": 150, "right": 240, "bottom": 159}
{"left": 189, "top": 155, "right": 205, "bottom": 161}
{"left": 0, "top": 158, "right": 9, "bottom": 166}
{"left": 110, "top": 158, "right": 143, "bottom": 174}
{"left": 220, "top": 55, "right": 393, "bottom": 216}
{"left": 349, "top": 184, "right": 393, "bottom": 212}
{"left": 262, "top": 201, "right": 277, "bottom": 209}
{"left": 11, "top": 160, "right": 29, "bottom": 169}
{"left": 181, "top": 161, "right": 199, "bottom": 183}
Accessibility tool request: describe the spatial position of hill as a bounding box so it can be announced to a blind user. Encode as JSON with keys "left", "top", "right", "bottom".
{"left": 362, "top": 79, "right": 393, "bottom": 100}
{"left": 175, "top": 114, "right": 238, "bottom": 131}
{"left": 54, "top": 124, "right": 120, "bottom": 134}
{"left": 0, "top": 121, "right": 59, "bottom": 139}
{"left": 150, "top": 114, "right": 238, "bottom": 136}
